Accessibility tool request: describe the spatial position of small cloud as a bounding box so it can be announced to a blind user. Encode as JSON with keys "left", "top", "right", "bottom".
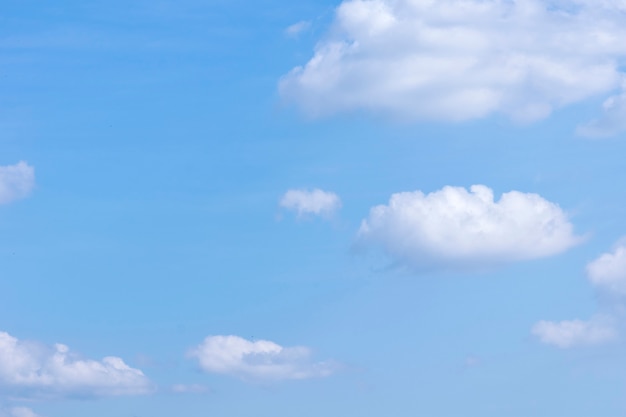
{"left": 285, "top": 21, "right": 311, "bottom": 37}
{"left": 0, "top": 162, "right": 35, "bottom": 205}
{"left": 279, "top": 188, "right": 341, "bottom": 218}
{"left": 170, "top": 384, "right": 210, "bottom": 394}
{"left": 0, "top": 331, "right": 153, "bottom": 399}
{"left": 188, "top": 335, "right": 337, "bottom": 381}
{"left": 531, "top": 315, "right": 617, "bottom": 349}
{"left": 357, "top": 185, "right": 582, "bottom": 272}
{"left": 586, "top": 239, "right": 626, "bottom": 296}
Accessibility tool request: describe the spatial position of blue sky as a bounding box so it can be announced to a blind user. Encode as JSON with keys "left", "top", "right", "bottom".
{"left": 3, "top": 0, "right": 626, "bottom": 416}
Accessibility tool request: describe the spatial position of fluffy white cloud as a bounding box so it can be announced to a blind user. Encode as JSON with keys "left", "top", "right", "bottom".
{"left": 280, "top": 0, "right": 626, "bottom": 129}
{"left": 357, "top": 185, "right": 581, "bottom": 270}
{"left": 0, "top": 162, "right": 34, "bottom": 205}
{"left": 188, "top": 335, "right": 337, "bottom": 381}
{"left": 532, "top": 315, "right": 616, "bottom": 348}
{"left": 280, "top": 189, "right": 341, "bottom": 217}
{"left": 586, "top": 240, "right": 626, "bottom": 296}
{"left": 0, "top": 331, "right": 153, "bottom": 399}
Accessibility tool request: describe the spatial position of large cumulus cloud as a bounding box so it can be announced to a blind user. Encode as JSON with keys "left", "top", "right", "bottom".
{"left": 357, "top": 185, "right": 582, "bottom": 271}
{"left": 281, "top": 0, "right": 626, "bottom": 132}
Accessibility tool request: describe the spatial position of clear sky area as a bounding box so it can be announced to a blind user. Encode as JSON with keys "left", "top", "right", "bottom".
{"left": 3, "top": 1, "right": 626, "bottom": 416}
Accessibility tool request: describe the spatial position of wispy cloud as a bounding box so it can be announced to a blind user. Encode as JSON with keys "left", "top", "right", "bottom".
{"left": 0, "top": 162, "right": 35, "bottom": 205}
{"left": 0, "top": 407, "right": 43, "bottom": 417}
{"left": 285, "top": 21, "right": 311, "bottom": 38}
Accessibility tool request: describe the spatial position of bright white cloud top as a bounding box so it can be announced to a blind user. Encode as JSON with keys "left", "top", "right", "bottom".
{"left": 188, "top": 335, "right": 336, "bottom": 381}
{"left": 532, "top": 315, "right": 617, "bottom": 349}
{"left": 0, "top": 162, "right": 35, "bottom": 205}
{"left": 586, "top": 239, "right": 626, "bottom": 296}
{"left": 357, "top": 185, "right": 581, "bottom": 270}
{"left": 280, "top": 0, "right": 626, "bottom": 130}
{"left": 0, "top": 331, "right": 152, "bottom": 399}
{"left": 280, "top": 189, "right": 341, "bottom": 217}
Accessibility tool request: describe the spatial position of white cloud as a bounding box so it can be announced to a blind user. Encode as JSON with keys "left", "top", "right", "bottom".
{"left": 357, "top": 185, "right": 581, "bottom": 271}
{"left": 188, "top": 335, "right": 337, "bottom": 381}
{"left": 280, "top": 0, "right": 626, "bottom": 129}
{"left": 0, "top": 331, "right": 153, "bottom": 399}
{"left": 280, "top": 188, "right": 341, "bottom": 217}
{"left": 586, "top": 239, "right": 626, "bottom": 296}
{"left": 532, "top": 315, "right": 617, "bottom": 348}
{"left": 0, "top": 162, "right": 34, "bottom": 205}
{"left": 286, "top": 21, "right": 312, "bottom": 37}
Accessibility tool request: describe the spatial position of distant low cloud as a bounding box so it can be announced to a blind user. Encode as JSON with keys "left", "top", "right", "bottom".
{"left": 285, "top": 21, "right": 311, "bottom": 37}
{"left": 532, "top": 315, "right": 616, "bottom": 349}
{"left": 280, "top": 0, "right": 626, "bottom": 133}
{"left": 0, "top": 331, "right": 153, "bottom": 399}
{"left": 586, "top": 239, "right": 626, "bottom": 295}
{"left": 280, "top": 188, "right": 341, "bottom": 218}
{"left": 357, "top": 185, "right": 581, "bottom": 271}
{"left": 0, "top": 162, "right": 35, "bottom": 205}
{"left": 188, "top": 335, "right": 337, "bottom": 381}
{"left": 0, "top": 407, "right": 42, "bottom": 417}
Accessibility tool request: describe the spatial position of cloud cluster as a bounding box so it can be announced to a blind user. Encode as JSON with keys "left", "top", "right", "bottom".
{"left": 280, "top": 188, "right": 341, "bottom": 218}
{"left": 188, "top": 335, "right": 336, "bottom": 381}
{"left": 357, "top": 185, "right": 581, "bottom": 271}
{"left": 0, "top": 331, "right": 153, "bottom": 399}
{"left": 531, "top": 315, "right": 617, "bottom": 349}
{"left": 280, "top": 0, "right": 626, "bottom": 131}
{"left": 0, "top": 162, "right": 35, "bottom": 205}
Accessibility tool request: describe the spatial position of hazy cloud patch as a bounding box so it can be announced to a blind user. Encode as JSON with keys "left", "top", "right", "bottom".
{"left": 532, "top": 315, "right": 616, "bottom": 348}
{"left": 0, "top": 162, "right": 35, "bottom": 205}
{"left": 280, "top": 188, "right": 341, "bottom": 218}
